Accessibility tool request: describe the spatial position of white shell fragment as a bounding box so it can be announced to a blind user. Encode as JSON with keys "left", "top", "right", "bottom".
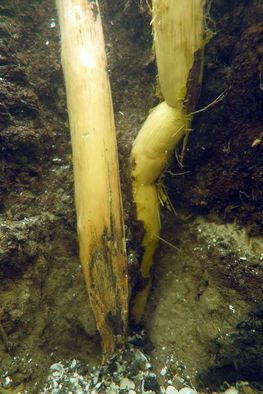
{"left": 49, "top": 363, "right": 64, "bottom": 381}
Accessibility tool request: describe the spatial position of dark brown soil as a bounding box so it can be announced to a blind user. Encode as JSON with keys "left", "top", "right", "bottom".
{"left": 0, "top": 0, "right": 262, "bottom": 393}
{"left": 146, "top": 0, "right": 263, "bottom": 391}
{"left": 168, "top": 0, "right": 263, "bottom": 236}
{"left": 0, "top": 0, "right": 99, "bottom": 390}
{"left": 0, "top": 0, "right": 154, "bottom": 391}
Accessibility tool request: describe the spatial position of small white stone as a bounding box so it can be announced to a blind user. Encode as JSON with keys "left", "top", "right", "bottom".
{"left": 223, "top": 388, "right": 239, "bottom": 394}
{"left": 49, "top": 19, "right": 56, "bottom": 28}
{"left": 178, "top": 388, "right": 197, "bottom": 394}
{"left": 106, "top": 385, "right": 119, "bottom": 394}
{"left": 2, "top": 376, "right": 12, "bottom": 389}
{"left": 160, "top": 366, "right": 168, "bottom": 376}
{"left": 120, "top": 378, "right": 135, "bottom": 390}
{"left": 166, "top": 385, "right": 179, "bottom": 394}
{"left": 142, "top": 391, "right": 155, "bottom": 394}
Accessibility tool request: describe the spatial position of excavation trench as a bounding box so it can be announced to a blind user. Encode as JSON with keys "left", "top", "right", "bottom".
{"left": 0, "top": 0, "right": 262, "bottom": 393}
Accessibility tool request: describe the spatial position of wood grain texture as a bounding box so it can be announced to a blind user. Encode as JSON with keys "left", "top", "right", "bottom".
{"left": 56, "top": 0, "right": 128, "bottom": 357}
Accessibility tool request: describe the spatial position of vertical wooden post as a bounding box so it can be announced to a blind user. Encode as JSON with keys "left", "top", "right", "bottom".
{"left": 131, "top": 0, "right": 204, "bottom": 323}
{"left": 56, "top": 0, "right": 128, "bottom": 357}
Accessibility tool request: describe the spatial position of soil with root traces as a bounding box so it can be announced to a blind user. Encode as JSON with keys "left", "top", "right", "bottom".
{"left": 0, "top": 0, "right": 262, "bottom": 393}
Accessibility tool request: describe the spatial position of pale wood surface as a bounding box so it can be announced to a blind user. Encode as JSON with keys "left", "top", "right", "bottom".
{"left": 56, "top": 0, "right": 128, "bottom": 356}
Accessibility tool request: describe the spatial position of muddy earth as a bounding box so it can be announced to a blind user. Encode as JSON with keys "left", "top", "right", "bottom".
{"left": 0, "top": 0, "right": 262, "bottom": 393}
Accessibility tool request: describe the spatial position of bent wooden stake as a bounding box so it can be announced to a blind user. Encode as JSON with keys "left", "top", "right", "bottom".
{"left": 131, "top": 0, "right": 204, "bottom": 323}
{"left": 56, "top": 0, "right": 128, "bottom": 357}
